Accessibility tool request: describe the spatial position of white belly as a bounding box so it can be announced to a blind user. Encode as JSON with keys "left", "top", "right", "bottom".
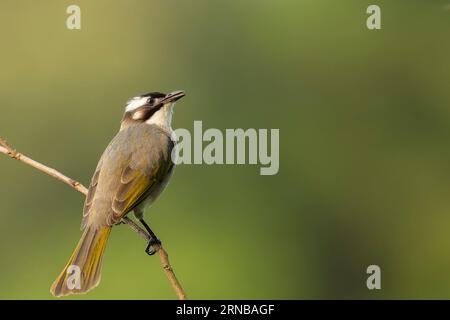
{"left": 133, "top": 164, "right": 175, "bottom": 220}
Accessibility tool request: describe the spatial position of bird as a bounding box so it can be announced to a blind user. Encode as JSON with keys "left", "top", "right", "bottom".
{"left": 50, "top": 90, "right": 185, "bottom": 297}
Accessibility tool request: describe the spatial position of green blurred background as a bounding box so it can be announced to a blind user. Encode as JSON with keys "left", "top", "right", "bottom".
{"left": 0, "top": 0, "right": 449, "bottom": 299}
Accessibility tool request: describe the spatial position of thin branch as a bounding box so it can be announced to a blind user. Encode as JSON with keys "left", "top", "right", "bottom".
{"left": 0, "top": 139, "right": 88, "bottom": 194}
{"left": 0, "top": 137, "right": 186, "bottom": 300}
{"left": 121, "top": 217, "right": 187, "bottom": 300}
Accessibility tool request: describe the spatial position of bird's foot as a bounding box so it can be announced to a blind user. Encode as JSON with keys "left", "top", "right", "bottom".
{"left": 145, "top": 237, "right": 162, "bottom": 256}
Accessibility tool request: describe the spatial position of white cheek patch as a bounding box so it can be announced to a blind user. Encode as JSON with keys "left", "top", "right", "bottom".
{"left": 125, "top": 97, "right": 148, "bottom": 112}
{"left": 132, "top": 108, "right": 149, "bottom": 120}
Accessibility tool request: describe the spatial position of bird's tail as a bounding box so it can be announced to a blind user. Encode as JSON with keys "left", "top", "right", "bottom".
{"left": 50, "top": 225, "right": 111, "bottom": 297}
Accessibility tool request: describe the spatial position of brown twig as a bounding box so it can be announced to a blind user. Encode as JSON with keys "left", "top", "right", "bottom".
{"left": 0, "top": 137, "right": 186, "bottom": 300}
{"left": 120, "top": 217, "right": 187, "bottom": 300}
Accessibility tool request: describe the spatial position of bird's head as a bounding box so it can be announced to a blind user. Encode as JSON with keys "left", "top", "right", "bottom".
{"left": 120, "top": 90, "right": 185, "bottom": 130}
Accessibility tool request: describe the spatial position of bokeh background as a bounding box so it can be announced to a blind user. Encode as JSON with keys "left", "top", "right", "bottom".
{"left": 0, "top": 0, "right": 449, "bottom": 299}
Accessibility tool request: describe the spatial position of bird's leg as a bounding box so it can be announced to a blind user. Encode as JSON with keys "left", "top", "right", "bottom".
{"left": 139, "top": 218, "right": 162, "bottom": 256}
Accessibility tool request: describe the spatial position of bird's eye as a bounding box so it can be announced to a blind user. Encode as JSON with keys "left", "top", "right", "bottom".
{"left": 147, "top": 98, "right": 155, "bottom": 105}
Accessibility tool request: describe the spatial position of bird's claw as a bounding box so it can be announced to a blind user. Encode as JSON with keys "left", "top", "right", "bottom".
{"left": 145, "top": 237, "right": 162, "bottom": 256}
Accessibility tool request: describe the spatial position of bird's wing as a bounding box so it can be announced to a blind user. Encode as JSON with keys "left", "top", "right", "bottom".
{"left": 81, "top": 125, "right": 174, "bottom": 229}
{"left": 107, "top": 130, "right": 174, "bottom": 226}
{"left": 108, "top": 159, "right": 161, "bottom": 225}
{"left": 82, "top": 155, "right": 171, "bottom": 228}
{"left": 81, "top": 160, "right": 102, "bottom": 230}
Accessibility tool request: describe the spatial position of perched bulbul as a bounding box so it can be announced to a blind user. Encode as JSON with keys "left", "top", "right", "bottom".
{"left": 50, "top": 90, "right": 185, "bottom": 297}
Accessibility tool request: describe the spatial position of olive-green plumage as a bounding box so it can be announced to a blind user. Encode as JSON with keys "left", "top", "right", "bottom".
{"left": 50, "top": 90, "right": 184, "bottom": 297}
{"left": 51, "top": 124, "right": 175, "bottom": 297}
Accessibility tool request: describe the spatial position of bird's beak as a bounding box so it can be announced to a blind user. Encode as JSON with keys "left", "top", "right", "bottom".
{"left": 161, "top": 90, "right": 185, "bottom": 104}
